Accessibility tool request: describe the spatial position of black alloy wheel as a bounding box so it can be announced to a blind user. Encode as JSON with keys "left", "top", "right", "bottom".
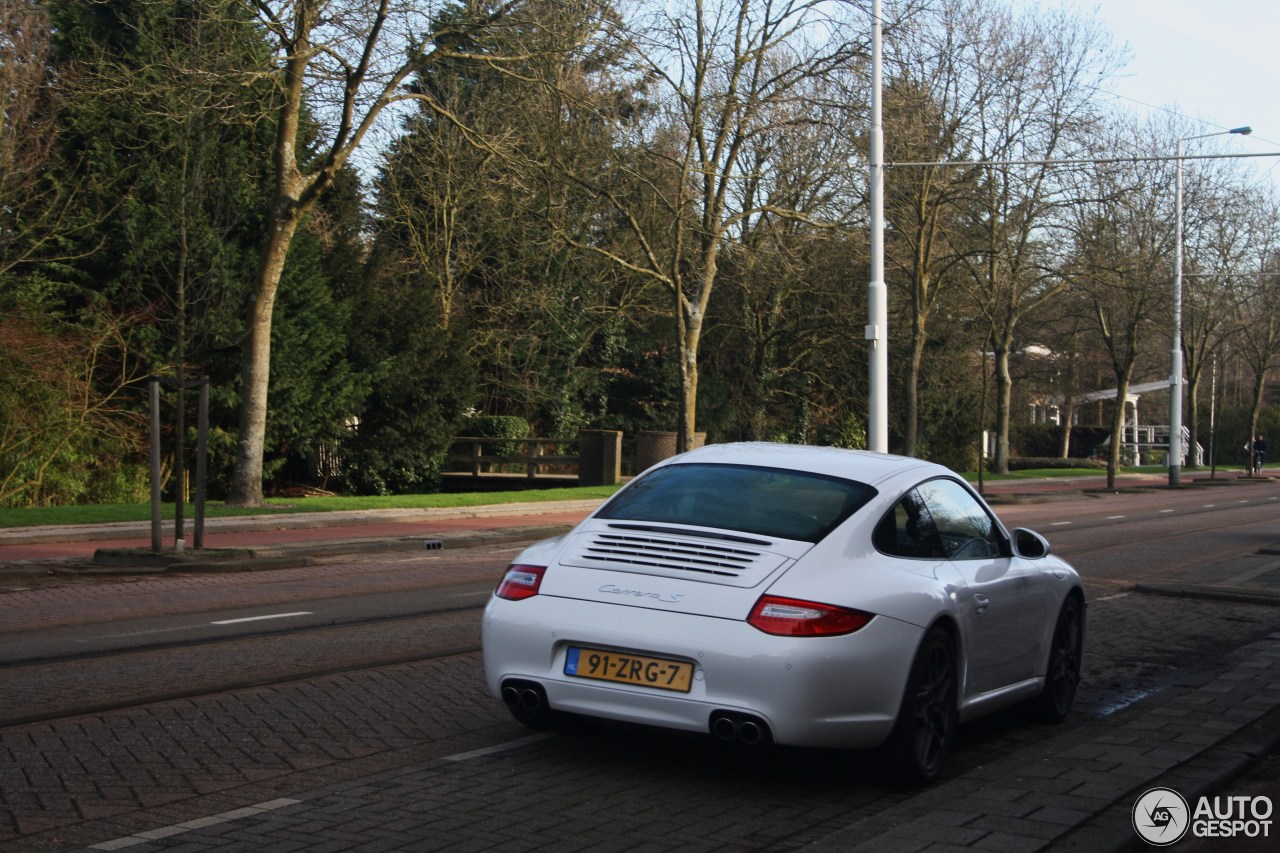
{"left": 1033, "top": 595, "right": 1084, "bottom": 722}
{"left": 883, "top": 626, "right": 958, "bottom": 786}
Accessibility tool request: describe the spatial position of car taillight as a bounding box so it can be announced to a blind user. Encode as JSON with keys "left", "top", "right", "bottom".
{"left": 747, "top": 595, "right": 873, "bottom": 637}
{"left": 495, "top": 564, "right": 547, "bottom": 601}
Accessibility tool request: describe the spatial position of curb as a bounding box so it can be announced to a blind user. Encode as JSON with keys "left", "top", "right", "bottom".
{"left": 1136, "top": 582, "right": 1280, "bottom": 608}
{"left": 1053, "top": 691, "right": 1280, "bottom": 852}
{"left": 39, "top": 524, "right": 577, "bottom": 576}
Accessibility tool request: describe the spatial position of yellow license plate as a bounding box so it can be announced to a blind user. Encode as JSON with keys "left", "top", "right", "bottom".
{"left": 565, "top": 647, "right": 694, "bottom": 693}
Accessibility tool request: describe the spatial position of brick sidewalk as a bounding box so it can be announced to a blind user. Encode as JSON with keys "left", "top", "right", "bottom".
{"left": 802, "top": 632, "right": 1280, "bottom": 852}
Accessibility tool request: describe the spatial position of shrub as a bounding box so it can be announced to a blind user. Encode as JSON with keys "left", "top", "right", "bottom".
{"left": 1007, "top": 457, "right": 1106, "bottom": 471}
{"left": 465, "top": 414, "right": 530, "bottom": 468}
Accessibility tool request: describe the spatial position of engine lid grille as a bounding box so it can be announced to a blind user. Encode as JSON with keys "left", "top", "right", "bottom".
{"left": 560, "top": 528, "right": 790, "bottom": 587}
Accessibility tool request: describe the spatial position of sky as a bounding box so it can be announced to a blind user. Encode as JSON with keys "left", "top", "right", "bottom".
{"left": 1022, "top": 0, "right": 1280, "bottom": 190}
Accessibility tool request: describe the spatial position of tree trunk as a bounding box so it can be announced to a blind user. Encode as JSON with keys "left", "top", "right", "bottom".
{"left": 1106, "top": 379, "right": 1129, "bottom": 490}
{"left": 677, "top": 287, "right": 706, "bottom": 454}
{"left": 1187, "top": 377, "right": 1201, "bottom": 469}
{"left": 226, "top": 13, "right": 310, "bottom": 508}
{"left": 1058, "top": 395, "right": 1076, "bottom": 459}
{"left": 903, "top": 312, "right": 926, "bottom": 458}
{"left": 678, "top": 344, "right": 699, "bottom": 454}
{"left": 1246, "top": 368, "right": 1266, "bottom": 476}
{"left": 226, "top": 210, "right": 303, "bottom": 506}
{"left": 1102, "top": 359, "right": 1137, "bottom": 489}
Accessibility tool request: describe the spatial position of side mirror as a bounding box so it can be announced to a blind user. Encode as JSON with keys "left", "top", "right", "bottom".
{"left": 1012, "top": 527, "right": 1051, "bottom": 559}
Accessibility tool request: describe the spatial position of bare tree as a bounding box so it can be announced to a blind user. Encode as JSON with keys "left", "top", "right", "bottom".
{"left": 376, "top": 97, "right": 496, "bottom": 332}
{"left": 1234, "top": 236, "right": 1280, "bottom": 471}
{"left": 1178, "top": 159, "right": 1277, "bottom": 467}
{"left": 1066, "top": 134, "right": 1173, "bottom": 488}
{"left": 881, "top": 0, "right": 995, "bottom": 457}
{"left": 710, "top": 100, "right": 865, "bottom": 443}
{"left": 555, "top": 0, "right": 864, "bottom": 452}
{"left": 958, "top": 2, "right": 1120, "bottom": 474}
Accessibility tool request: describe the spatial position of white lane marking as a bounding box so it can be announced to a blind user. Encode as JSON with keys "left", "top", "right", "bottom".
{"left": 1095, "top": 592, "right": 1132, "bottom": 602}
{"left": 443, "top": 733, "right": 554, "bottom": 762}
{"left": 211, "top": 611, "right": 312, "bottom": 625}
{"left": 1050, "top": 521, "right": 1073, "bottom": 526}
{"left": 93, "top": 612, "right": 315, "bottom": 639}
{"left": 92, "top": 626, "right": 202, "bottom": 640}
{"left": 449, "top": 591, "right": 490, "bottom": 599}
{"left": 1239, "top": 500, "right": 1251, "bottom": 504}
{"left": 89, "top": 798, "right": 302, "bottom": 849}
{"left": 1160, "top": 509, "right": 1175, "bottom": 513}
{"left": 1106, "top": 515, "right": 1125, "bottom": 520}
{"left": 1203, "top": 504, "right": 1216, "bottom": 508}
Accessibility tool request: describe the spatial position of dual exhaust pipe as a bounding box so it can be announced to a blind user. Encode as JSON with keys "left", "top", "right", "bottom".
{"left": 502, "top": 680, "right": 547, "bottom": 712}
{"left": 710, "top": 711, "right": 771, "bottom": 747}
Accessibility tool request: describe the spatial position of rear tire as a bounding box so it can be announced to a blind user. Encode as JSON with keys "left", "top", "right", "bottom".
{"left": 881, "top": 627, "right": 958, "bottom": 786}
{"left": 1033, "top": 596, "right": 1084, "bottom": 722}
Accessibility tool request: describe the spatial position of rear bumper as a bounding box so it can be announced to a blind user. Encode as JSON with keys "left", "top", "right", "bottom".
{"left": 482, "top": 594, "right": 922, "bottom": 748}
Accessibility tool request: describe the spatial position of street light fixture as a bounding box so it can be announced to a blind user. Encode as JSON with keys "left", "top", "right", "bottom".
{"left": 1169, "top": 125, "right": 1251, "bottom": 486}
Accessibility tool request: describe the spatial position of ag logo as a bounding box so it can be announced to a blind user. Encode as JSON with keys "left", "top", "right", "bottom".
{"left": 1133, "top": 787, "right": 1190, "bottom": 845}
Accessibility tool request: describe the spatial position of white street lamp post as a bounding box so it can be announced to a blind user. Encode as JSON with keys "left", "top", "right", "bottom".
{"left": 868, "top": 0, "right": 887, "bottom": 452}
{"left": 1169, "top": 125, "right": 1251, "bottom": 486}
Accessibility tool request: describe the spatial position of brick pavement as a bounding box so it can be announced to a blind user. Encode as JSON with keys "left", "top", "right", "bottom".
{"left": 1, "top": 591, "right": 1276, "bottom": 851}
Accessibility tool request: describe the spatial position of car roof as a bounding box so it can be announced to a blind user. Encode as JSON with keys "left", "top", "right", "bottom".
{"left": 657, "top": 442, "right": 951, "bottom": 487}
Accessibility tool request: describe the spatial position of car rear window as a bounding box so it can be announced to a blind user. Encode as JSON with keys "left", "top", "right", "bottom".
{"left": 596, "top": 463, "right": 876, "bottom": 542}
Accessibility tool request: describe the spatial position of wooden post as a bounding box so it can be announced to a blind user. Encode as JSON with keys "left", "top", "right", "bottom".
{"left": 149, "top": 378, "right": 162, "bottom": 552}
{"left": 194, "top": 378, "right": 209, "bottom": 549}
{"left": 527, "top": 439, "right": 540, "bottom": 478}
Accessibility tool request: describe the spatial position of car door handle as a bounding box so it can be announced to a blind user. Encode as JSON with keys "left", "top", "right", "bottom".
{"left": 973, "top": 594, "right": 990, "bottom": 615}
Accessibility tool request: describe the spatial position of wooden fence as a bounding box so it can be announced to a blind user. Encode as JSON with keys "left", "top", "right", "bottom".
{"left": 442, "top": 430, "right": 691, "bottom": 490}
{"left": 444, "top": 436, "right": 581, "bottom": 485}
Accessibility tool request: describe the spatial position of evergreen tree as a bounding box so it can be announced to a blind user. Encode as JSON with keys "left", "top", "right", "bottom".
{"left": 40, "top": 0, "right": 365, "bottom": 498}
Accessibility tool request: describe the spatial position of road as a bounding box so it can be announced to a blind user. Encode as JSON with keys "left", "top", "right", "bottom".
{"left": 997, "top": 482, "right": 1280, "bottom": 593}
{"left": 1, "top": 483, "right": 1278, "bottom": 851}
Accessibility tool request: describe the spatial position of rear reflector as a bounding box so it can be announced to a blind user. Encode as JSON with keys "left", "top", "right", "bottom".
{"left": 747, "top": 595, "right": 873, "bottom": 636}
{"left": 495, "top": 564, "right": 547, "bottom": 601}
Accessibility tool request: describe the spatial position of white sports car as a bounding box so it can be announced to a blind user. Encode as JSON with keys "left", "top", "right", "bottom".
{"left": 482, "top": 443, "right": 1084, "bottom": 784}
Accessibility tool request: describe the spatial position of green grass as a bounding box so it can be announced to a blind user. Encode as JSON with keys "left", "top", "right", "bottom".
{"left": 969, "top": 467, "right": 1114, "bottom": 481}
{"left": 0, "top": 485, "right": 624, "bottom": 529}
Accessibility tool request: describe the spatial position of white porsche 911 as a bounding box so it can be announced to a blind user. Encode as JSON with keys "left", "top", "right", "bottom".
{"left": 482, "top": 443, "right": 1085, "bottom": 784}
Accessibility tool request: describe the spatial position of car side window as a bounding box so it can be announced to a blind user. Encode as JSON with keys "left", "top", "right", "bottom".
{"left": 915, "top": 478, "right": 1004, "bottom": 560}
{"left": 873, "top": 490, "right": 946, "bottom": 559}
